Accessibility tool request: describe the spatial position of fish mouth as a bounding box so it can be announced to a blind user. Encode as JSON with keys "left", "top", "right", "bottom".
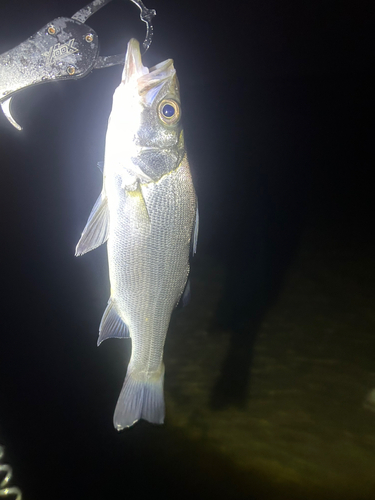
{"left": 122, "top": 39, "right": 177, "bottom": 97}
{"left": 121, "top": 39, "right": 149, "bottom": 84}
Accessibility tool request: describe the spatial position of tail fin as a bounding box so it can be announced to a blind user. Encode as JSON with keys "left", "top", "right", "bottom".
{"left": 113, "top": 364, "right": 165, "bottom": 430}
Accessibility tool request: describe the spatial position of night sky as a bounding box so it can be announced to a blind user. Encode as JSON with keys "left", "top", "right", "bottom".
{"left": 0, "top": 0, "right": 373, "bottom": 499}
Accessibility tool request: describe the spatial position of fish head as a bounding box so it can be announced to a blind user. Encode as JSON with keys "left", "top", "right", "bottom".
{"left": 105, "top": 39, "right": 185, "bottom": 184}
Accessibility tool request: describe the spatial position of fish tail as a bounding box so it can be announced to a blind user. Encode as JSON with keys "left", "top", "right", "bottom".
{"left": 113, "top": 364, "right": 165, "bottom": 430}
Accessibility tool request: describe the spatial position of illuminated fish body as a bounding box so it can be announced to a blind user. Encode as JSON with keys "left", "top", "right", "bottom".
{"left": 76, "top": 39, "right": 198, "bottom": 430}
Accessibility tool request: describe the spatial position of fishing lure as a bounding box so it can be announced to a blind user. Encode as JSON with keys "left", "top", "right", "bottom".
{"left": 0, "top": 0, "right": 156, "bottom": 130}
{"left": 0, "top": 445, "right": 22, "bottom": 500}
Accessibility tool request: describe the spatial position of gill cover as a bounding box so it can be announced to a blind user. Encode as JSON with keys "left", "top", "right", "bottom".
{"left": 132, "top": 40, "right": 185, "bottom": 181}
{"left": 105, "top": 39, "right": 185, "bottom": 184}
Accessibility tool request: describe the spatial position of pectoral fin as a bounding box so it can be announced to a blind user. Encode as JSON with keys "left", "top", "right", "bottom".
{"left": 75, "top": 191, "right": 109, "bottom": 256}
{"left": 126, "top": 182, "right": 151, "bottom": 227}
{"left": 97, "top": 299, "right": 130, "bottom": 346}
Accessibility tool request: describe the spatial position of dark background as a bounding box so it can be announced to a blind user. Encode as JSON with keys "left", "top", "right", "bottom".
{"left": 0, "top": 0, "right": 373, "bottom": 499}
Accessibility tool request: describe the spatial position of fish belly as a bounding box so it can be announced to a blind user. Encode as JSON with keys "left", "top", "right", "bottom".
{"left": 106, "top": 157, "right": 196, "bottom": 428}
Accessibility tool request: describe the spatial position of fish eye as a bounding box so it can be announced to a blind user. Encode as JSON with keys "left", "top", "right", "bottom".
{"left": 162, "top": 104, "right": 175, "bottom": 117}
{"left": 158, "top": 99, "right": 181, "bottom": 125}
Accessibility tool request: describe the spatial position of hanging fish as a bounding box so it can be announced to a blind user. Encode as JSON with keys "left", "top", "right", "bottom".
{"left": 75, "top": 39, "right": 198, "bottom": 430}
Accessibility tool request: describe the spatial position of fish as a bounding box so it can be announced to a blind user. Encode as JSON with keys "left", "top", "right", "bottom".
{"left": 75, "top": 39, "right": 198, "bottom": 430}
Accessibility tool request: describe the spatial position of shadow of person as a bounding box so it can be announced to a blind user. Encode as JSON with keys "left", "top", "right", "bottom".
{"left": 208, "top": 172, "right": 307, "bottom": 410}
{"left": 208, "top": 210, "right": 267, "bottom": 409}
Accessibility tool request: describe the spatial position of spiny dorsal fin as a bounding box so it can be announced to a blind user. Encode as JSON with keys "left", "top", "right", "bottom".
{"left": 192, "top": 202, "right": 199, "bottom": 256}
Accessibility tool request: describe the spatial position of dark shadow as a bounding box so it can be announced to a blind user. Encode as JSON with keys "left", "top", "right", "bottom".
{"left": 206, "top": 76, "right": 312, "bottom": 410}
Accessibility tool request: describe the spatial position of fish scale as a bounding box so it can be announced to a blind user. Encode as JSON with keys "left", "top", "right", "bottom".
{"left": 109, "top": 157, "right": 196, "bottom": 373}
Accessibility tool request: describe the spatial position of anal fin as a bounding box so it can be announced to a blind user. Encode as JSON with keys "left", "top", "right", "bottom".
{"left": 98, "top": 299, "right": 130, "bottom": 346}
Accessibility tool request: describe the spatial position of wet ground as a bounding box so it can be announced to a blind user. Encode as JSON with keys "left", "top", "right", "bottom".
{"left": 2, "top": 222, "right": 375, "bottom": 500}
{"left": 163, "top": 224, "right": 375, "bottom": 499}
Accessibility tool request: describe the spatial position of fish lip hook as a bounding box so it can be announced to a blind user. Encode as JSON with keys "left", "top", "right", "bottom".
{"left": 129, "top": 0, "right": 157, "bottom": 53}
{"left": 0, "top": 0, "right": 157, "bottom": 130}
{"left": 72, "top": 0, "right": 156, "bottom": 54}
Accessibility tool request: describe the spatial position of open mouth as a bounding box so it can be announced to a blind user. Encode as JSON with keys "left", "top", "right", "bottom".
{"left": 122, "top": 39, "right": 176, "bottom": 96}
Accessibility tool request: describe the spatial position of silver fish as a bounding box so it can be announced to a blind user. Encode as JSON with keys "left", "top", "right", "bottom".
{"left": 75, "top": 39, "right": 198, "bottom": 430}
